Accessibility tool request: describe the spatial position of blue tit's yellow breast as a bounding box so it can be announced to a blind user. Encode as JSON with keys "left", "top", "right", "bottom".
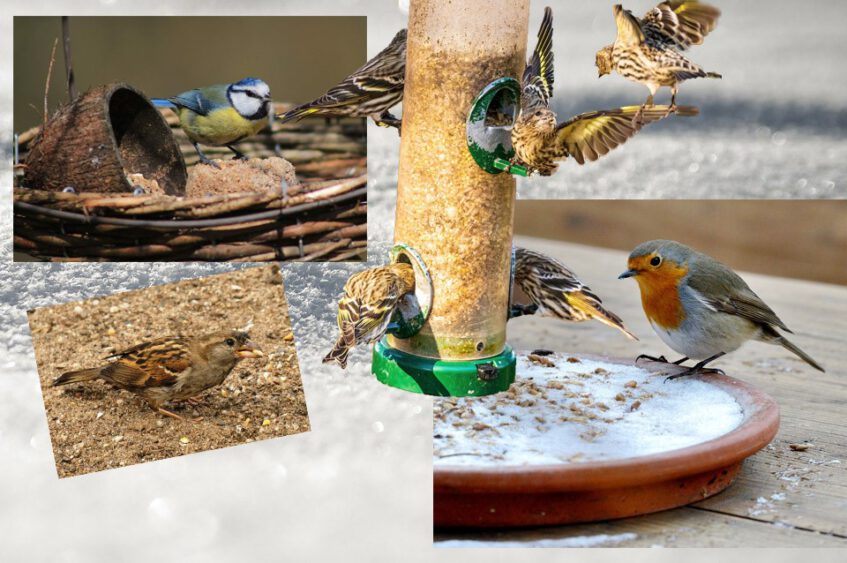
{"left": 178, "top": 106, "right": 268, "bottom": 146}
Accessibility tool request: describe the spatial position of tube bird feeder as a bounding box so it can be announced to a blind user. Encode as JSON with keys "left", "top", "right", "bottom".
{"left": 372, "top": 0, "right": 530, "bottom": 396}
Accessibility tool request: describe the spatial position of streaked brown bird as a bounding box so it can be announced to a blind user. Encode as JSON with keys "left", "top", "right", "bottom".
{"left": 324, "top": 263, "right": 416, "bottom": 369}
{"left": 596, "top": 2, "right": 721, "bottom": 118}
{"left": 512, "top": 247, "right": 638, "bottom": 340}
{"left": 52, "top": 330, "right": 264, "bottom": 421}
{"left": 511, "top": 6, "right": 696, "bottom": 176}
{"left": 278, "top": 29, "right": 406, "bottom": 131}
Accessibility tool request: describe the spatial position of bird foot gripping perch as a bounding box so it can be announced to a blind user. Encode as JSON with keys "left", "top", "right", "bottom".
{"left": 371, "top": 244, "right": 516, "bottom": 397}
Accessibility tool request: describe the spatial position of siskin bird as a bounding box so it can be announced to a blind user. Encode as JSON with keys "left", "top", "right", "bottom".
{"left": 324, "top": 263, "right": 416, "bottom": 369}
{"left": 52, "top": 330, "right": 264, "bottom": 421}
{"left": 152, "top": 77, "right": 272, "bottom": 167}
{"left": 278, "top": 29, "right": 407, "bottom": 132}
{"left": 511, "top": 6, "right": 697, "bottom": 176}
{"left": 619, "top": 240, "right": 824, "bottom": 379}
{"left": 513, "top": 247, "right": 638, "bottom": 340}
{"left": 596, "top": 2, "right": 721, "bottom": 118}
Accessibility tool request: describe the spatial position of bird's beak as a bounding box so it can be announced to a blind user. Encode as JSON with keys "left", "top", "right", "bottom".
{"left": 236, "top": 341, "right": 264, "bottom": 359}
{"left": 618, "top": 269, "right": 638, "bottom": 279}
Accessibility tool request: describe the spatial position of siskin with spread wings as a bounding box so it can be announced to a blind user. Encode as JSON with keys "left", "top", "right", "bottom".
{"left": 512, "top": 247, "right": 637, "bottom": 340}
{"left": 324, "top": 263, "right": 416, "bottom": 369}
{"left": 511, "top": 6, "right": 697, "bottom": 176}
{"left": 278, "top": 29, "right": 407, "bottom": 132}
{"left": 52, "top": 330, "right": 263, "bottom": 421}
{"left": 596, "top": 2, "right": 721, "bottom": 115}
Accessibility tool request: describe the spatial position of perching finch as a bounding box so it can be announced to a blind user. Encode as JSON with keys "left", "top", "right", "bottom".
{"left": 52, "top": 331, "right": 264, "bottom": 421}
{"left": 324, "top": 263, "right": 416, "bottom": 369}
{"left": 619, "top": 240, "right": 824, "bottom": 379}
{"left": 513, "top": 247, "right": 637, "bottom": 340}
{"left": 511, "top": 6, "right": 697, "bottom": 176}
{"left": 278, "top": 29, "right": 406, "bottom": 132}
{"left": 596, "top": 3, "right": 721, "bottom": 117}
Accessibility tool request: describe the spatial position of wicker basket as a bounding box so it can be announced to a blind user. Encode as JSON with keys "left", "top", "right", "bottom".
{"left": 13, "top": 104, "right": 367, "bottom": 262}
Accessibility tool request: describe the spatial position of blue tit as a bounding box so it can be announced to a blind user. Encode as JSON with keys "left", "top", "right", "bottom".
{"left": 152, "top": 77, "right": 272, "bottom": 167}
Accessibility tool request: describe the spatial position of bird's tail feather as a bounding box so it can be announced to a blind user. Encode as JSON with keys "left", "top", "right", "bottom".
{"left": 151, "top": 98, "right": 177, "bottom": 109}
{"left": 774, "top": 335, "right": 824, "bottom": 372}
{"left": 706, "top": 72, "right": 722, "bottom": 79}
{"left": 322, "top": 336, "right": 350, "bottom": 369}
{"left": 569, "top": 292, "right": 639, "bottom": 341}
{"left": 53, "top": 367, "right": 100, "bottom": 387}
{"left": 277, "top": 104, "right": 320, "bottom": 123}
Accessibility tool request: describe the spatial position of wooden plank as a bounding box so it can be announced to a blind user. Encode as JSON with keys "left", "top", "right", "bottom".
{"left": 476, "top": 237, "right": 847, "bottom": 545}
{"left": 435, "top": 505, "right": 847, "bottom": 547}
{"left": 513, "top": 200, "right": 847, "bottom": 285}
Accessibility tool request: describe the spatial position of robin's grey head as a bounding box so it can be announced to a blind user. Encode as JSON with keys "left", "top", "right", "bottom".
{"left": 619, "top": 240, "right": 694, "bottom": 280}
{"left": 595, "top": 46, "right": 613, "bottom": 77}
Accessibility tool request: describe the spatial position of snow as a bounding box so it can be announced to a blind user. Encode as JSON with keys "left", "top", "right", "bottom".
{"left": 434, "top": 354, "right": 744, "bottom": 466}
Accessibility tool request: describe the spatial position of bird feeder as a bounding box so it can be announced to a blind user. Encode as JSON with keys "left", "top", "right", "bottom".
{"left": 24, "top": 83, "right": 187, "bottom": 195}
{"left": 465, "top": 77, "right": 528, "bottom": 177}
{"left": 372, "top": 0, "right": 529, "bottom": 396}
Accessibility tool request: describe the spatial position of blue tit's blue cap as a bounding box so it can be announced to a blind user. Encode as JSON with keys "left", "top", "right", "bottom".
{"left": 235, "top": 77, "right": 266, "bottom": 87}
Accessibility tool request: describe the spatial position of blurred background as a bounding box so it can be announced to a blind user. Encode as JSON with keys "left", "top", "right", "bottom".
{"left": 365, "top": 0, "right": 847, "bottom": 199}
{"left": 515, "top": 200, "right": 847, "bottom": 285}
{"left": 14, "top": 16, "right": 366, "bottom": 131}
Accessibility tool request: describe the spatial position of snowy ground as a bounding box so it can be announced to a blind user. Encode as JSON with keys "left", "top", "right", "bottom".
{"left": 434, "top": 354, "right": 743, "bottom": 467}
{"left": 1, "top": 0, "right": 846, "bottom": 561}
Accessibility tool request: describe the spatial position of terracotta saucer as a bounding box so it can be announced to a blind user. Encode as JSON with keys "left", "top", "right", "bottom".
{"left": 433, "top": 357, "right": 780, "bottom": 529}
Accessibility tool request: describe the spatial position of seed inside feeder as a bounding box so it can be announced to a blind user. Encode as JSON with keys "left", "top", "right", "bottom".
{"left": 390, "top": 0, "right": 529, "bottom": 360}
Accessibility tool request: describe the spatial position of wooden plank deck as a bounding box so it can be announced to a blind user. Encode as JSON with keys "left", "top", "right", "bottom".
{"left": 434, "top": 238, "right": 847, "bottom": 548}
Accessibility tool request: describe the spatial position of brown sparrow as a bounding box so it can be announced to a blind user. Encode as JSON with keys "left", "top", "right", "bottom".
{"left": 52, "top": 330, "right": 263, "bottom": 421}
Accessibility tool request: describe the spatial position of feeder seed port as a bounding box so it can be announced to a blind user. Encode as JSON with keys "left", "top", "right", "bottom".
{"left": 466, "top": 77, "right": 525, "bottom": 176}
{"left": 384, "top": 243, "right": 433, "bottom": 340}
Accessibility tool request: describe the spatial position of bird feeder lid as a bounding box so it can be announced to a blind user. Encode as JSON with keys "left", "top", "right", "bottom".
{"left": 466, "top": 77, "right": 527, "bottom": 176}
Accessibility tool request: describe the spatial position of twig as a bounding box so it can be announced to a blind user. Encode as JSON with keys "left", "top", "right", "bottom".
{"left": 43, "top": 38, "right": 58, "bottom": 130}
{"left": 62, "top": 17, "right": 77, "bottom": 100}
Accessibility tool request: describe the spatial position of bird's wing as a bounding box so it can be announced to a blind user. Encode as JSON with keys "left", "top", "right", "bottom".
{"left": 166, "top": 85, "right": 229, "bottom": 116}
{"left": 613, "top": 4, "right": 646, "bottom": 46}
{"left": 553, "top": 105, "right": 676, "bottom": 165}
{"left": 641, "top": 1, "right": 720, "bottom": 50}
{"left": 338, "top": 294, "right": 397, "bottom": 344}
{"left": 279, "top": 29, "right": 406, "bottom": 120}
{"left": 521, "top": 7, "right": 554, "bottom": 112}
{"left": 101, "top": 356, "right": 186, "bottom": 389}
{"left": 101, "top": 337, "right": 191, "bottom": 388}
{"left": 687, "top": 271, "right": 792, "bottom": 333}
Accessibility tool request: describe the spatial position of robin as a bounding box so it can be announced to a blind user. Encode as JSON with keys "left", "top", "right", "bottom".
{"left": 619, "top": 240, "right": 824, "bottom": 379}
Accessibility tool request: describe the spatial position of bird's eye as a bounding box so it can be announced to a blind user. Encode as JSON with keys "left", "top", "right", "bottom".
{"left": 534, "top": 110, "right": 543, "bottom": 117}
{"left": 650, "top": 256, "right": 662, "bottom": 267}
{"left": 225, "top": 338, "right": 236, "bottom": 346}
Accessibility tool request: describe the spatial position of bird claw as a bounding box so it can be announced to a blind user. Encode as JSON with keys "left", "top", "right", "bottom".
{"left": 199, "top": 156, "right": 221, "bottom": 169}
{"left": 636, "top": 354, "right": 668, "bottom": 364}
{"left": 664, "top": 366, "right": 724, "bottom": 383}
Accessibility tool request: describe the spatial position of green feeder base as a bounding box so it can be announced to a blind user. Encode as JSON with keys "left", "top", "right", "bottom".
{"left": 372, "top": 340, "right": 516, "bottom": 397}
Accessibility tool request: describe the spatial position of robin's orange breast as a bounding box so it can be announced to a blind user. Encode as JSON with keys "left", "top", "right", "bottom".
{"left": 634, "top": 266, "right": 688, "bottom": 330}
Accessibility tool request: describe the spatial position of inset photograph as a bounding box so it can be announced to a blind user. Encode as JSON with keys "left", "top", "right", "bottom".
{"left": 28, "top": 265, "right": 309, "bottom": 478}
{"left": 434, "top": 199, "right": 846, "bottom": 547}
{"left": 13, "top": 16, "right": 368, "bottom": 261}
